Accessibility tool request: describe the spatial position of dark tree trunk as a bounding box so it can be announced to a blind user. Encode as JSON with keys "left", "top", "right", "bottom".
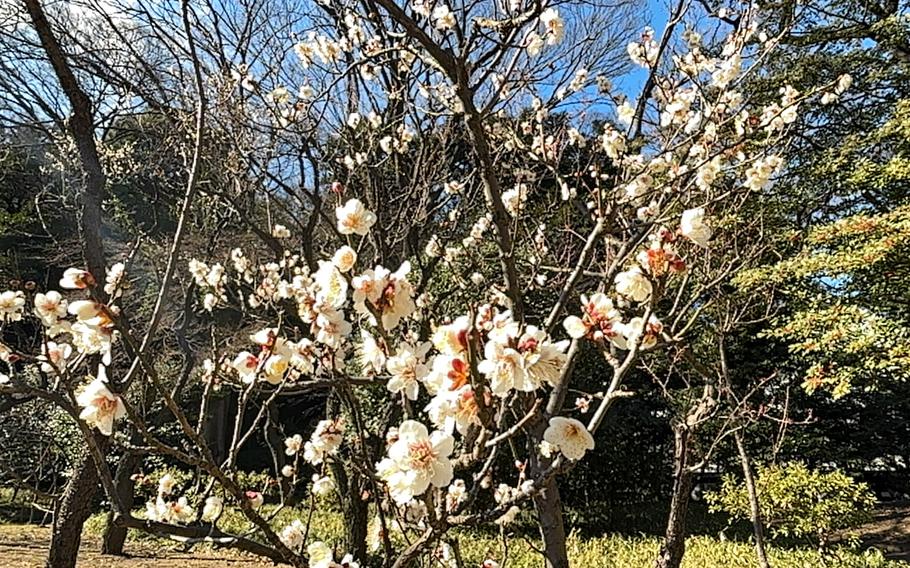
{"left": 23, "top": 4, "right": 109, "bottom": 568}
{"left": 735, "top": 430, "right": 772, "bottom": 568}
{"left": 205, "top": 394, "right": 230, "bottom": 464}
{"left": 533, "top": 477, "right": 570, "bottom": 568}
{"left": 47, "top": 453, "right": 100, "bottom": 568}
{"left": 655, "top": 425, "right": 693, "bottom": 568}
{"left": 101, "top": 451, "right": 142, "bottom": 555}
{"left": 330, "top": 460, "right": 369, "bottom": 562}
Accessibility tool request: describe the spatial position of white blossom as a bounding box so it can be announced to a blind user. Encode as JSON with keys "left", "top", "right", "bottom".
{"left": 336, "top": 198, "right": 377, "bottom": 235}
{"left": 376, "top": 420, "right": 454, "bottom": 504}
{"left": 543, "top": 416, "right": 595, "bottom": 460}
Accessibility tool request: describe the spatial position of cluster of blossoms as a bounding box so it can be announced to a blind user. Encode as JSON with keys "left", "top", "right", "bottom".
{"left": 0, "top": 263, "right": 132, "bottom": 436}
{"left": 563, "top": 209, "right": 713, "bottom": 351}
{"left": 284, "top": 417, "right": 345, "bottom": 466}
{"left": 376, "top": 420, "right": 454, "bottom": 504}
{"left": 525, "top": 7, "right": 565, "bottom": 56}
{"left": 230, "top": 328, "right": 320, "bottom": 385}
{"left": 145, "top": 473, "right": 195, "bottom": 524}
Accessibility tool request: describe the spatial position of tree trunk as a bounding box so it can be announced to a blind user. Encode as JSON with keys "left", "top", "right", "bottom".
{"left": 533, "top": 477, "right": 570, "bottom": 568}
{"left": 47, "top": 452, "right": 100, "bottom": 568}
{"left": 735, "top": 430, "right": 772, "bottom": 568}
{"left": 330, "top": 460, "right": 369, "bottom": 562}
{"left": 101, "top": 451, "right": 142, "bottom": 555}
{"left": 655, "top": 425, "right": 693, "bottom": 568}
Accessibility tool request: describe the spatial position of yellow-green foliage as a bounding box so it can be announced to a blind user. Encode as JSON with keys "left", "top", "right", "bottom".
{"left": 705, "top": 463, "right": 876, "bottom": 546}
{"left": 736, "top": 204, "right": 910, "bottom": 397}
{"left": 455, "top": 533, "right": 898, "bottom": 568}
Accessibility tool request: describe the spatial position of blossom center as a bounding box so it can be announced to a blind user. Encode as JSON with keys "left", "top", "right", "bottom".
{"left": 407, "top": 439, "right": 438, "bottom": 470}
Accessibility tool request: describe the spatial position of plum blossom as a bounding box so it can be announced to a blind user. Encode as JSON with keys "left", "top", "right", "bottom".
{"left": 76, "top": 366, "right": 126, "bottom": 436}
{"left": 231, "top": 351, "right": 259, "bottom": 383}
{"left": 104, "top": 262, "right": 127, "bottom": 298}
{"left": 478, "top": 325, "right": 568, "bottom": 395}
{"left": 744, "top": 154, "right": 783, "bottom": 191}
{"left": 312, "top": 303, "right": 352, "bottom": 348}
{"left": 285, "top": 434, "right": 303, "bottom": 456}
{"left": 543, "top": 416, "right": 595, "bottom": 460}
{"left": 432, "top": 4, "right": 455, "bottom": 29}
{"left": 202, "top": 495, "right": 223, "bottom": 521}
{"left": 617, "top": 101, "right": 635, "bottom": 125}
{"left": 446, "top": 479, "right": 467, "bottom": 511}
{"left": 303, "top": 417, "right": 345, "bottom": 465}
{"left": 358, "top": 330, "right": 386, "bottom": 374}
{"left": 627, "top": 28, "right": 659, "bottom": 67}
{"left": 332, "top": 245, "right": 357, "bottom": 272}
{"left": 158, "top": 473, "right": 176, "bottom": 496}
{"left": 34, "top": 291, "right": 67, "bottom": 326}
{"left": 525, "top": 31, "right": 544, "bottom": 56}
{"left": 601, "top": 127, "right": 626, "bottom": 160}
{"left": 614, "top": 266, "right": 652, "bottom": 303}
{"left": 336, "top": 198, "right": 377, "bottom": 235}
{"left": 625, "top": 315, "right": 663, "bottom": 350}
{"left": 314, "top": 260, "right": 348, "bottom": 308}
{"left": 280, "top": 519, "right": 306, "bottom": 550}
{"left": 311, "top": 474, "right": 335, "bottom": 496}
{"left": 539, "top": 7, "right": 564, "bottom": 45}
{"left": 376, "top": 420, "right": 454, "bottom": 504}
{"left": 39, "top": 341, "right": 71, "bottom": 373}
{"left": 351, "top": 262, "right": 416, "bottom": 330}
{"left": 637, "top": 240, "right": 686, "bottom": 277}
{"left": 272, "top": 224, "right": 291, "bottom": 238}
{"left": 386, "top": 342, "right": 431, "bottom": 400}
{"left": 59, "top": 267, "right": 94, "bottom": 289}
{"left": 562, "top": 293, "right": 626, "bottom": 347}
{"left": 425, "top": 384, "right": 481, "bottom": 435}
{"left": 0, "top": 291, "right": 25, "bottom": 323}
{"left": 432, "top": 316, "right": 470, "bottom": 355}
{"left": 151, "top": 496, "right": 195, "bottom": 524}
{"left": 680, "top": 207, "right": 712, "bottom": 247}
{"left": 501, "top": 184, "right": 528, "bottom": 217}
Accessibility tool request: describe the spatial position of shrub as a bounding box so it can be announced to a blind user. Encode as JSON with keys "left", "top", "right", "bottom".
{"left": 705, "top": 462, "right": 876, "bottom": 547}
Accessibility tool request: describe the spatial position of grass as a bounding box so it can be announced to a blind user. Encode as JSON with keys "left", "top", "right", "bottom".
{"left": 78, "top": 506, "right": 907, "bottom": 568}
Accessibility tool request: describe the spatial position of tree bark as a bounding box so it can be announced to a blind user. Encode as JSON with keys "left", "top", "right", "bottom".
{"left": 533, "top": 477, "right": 570, "bottom": 568}
{"left": 22, "top": 4, "right": 109, "bottom": 567}
{"left": 735, "top": 430, "right": 772, "bottom": 568}
{"left": 101, "top": 451, "right": 142, "bottom": 555}
{"left": 655, "top": 425, "right": 693, "bottom": 568}
{"left": 329, "top": 460, "right": 369, "bottom": 562}
{"left": 47, "top": 451, "right": 99, "bottom": 568}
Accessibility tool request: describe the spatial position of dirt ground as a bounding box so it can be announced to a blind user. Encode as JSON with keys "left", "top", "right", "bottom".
{"left": 856, "top": 503, "right": 910, "bottom": 562}
{"left": 0, "top": 525, "right": 275, "bottom": 568}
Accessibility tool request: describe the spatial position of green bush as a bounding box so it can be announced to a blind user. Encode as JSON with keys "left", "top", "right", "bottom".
{"left": 705, "top": 462, "right": 876, "bottom": 547}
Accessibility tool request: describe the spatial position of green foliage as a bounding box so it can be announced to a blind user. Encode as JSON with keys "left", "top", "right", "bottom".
{"left": 706, "top": 462, "right": 876, "bottom": 546}
{"left": 738, "top": 204, "right": 910, "bottom": 397}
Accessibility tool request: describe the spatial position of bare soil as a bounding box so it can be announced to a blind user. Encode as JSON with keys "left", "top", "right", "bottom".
{"left": 857, "top": 502, "right": 910, "bottom": 562}
{"left": 0, "top": 525, "right": 275, "bottom": 568}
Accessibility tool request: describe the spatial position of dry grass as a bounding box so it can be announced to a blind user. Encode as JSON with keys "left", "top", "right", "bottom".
{"left": 0, "top": 525, "right": 274, "bottom": 568}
